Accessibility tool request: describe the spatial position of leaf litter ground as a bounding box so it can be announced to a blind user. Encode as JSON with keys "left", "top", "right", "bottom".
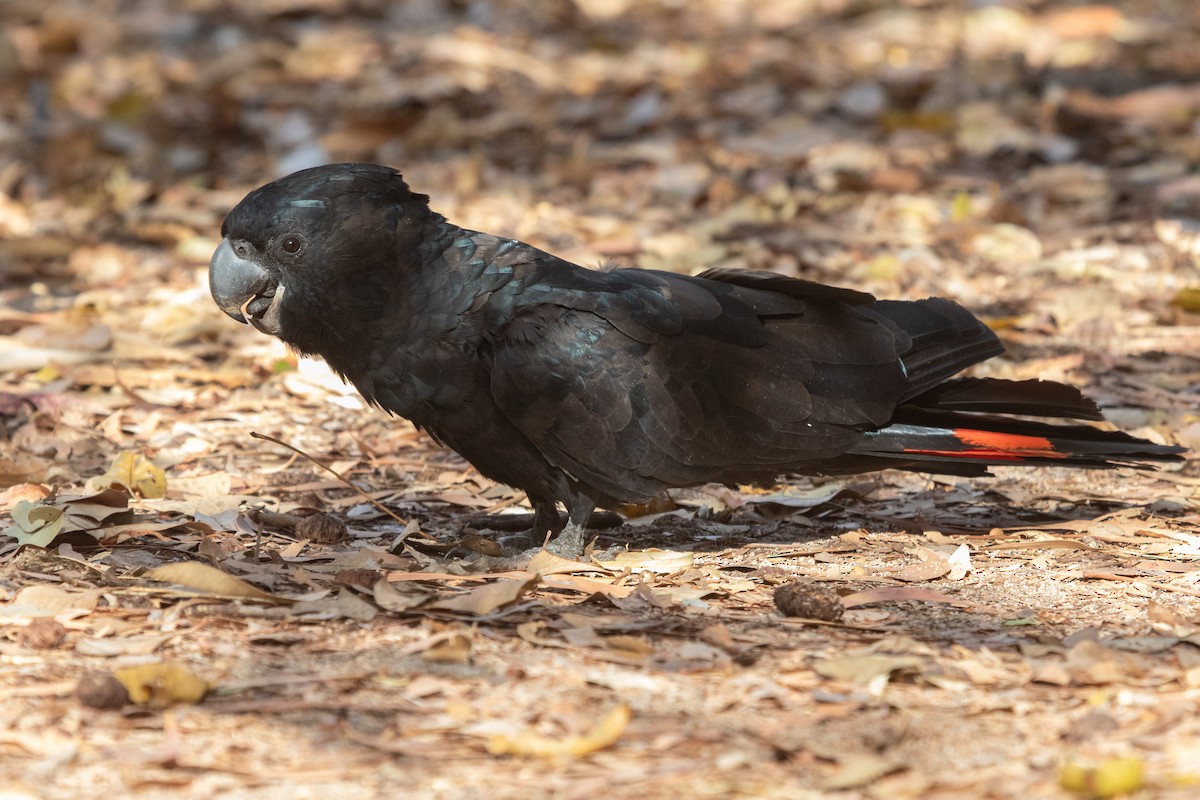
{"left": 3, "top": 1, "right": 1200, "bottom": 797}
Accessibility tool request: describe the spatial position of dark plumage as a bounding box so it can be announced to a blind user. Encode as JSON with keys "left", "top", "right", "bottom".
{"left": 210, "top": 163, "right": 1183, "bottom": 548}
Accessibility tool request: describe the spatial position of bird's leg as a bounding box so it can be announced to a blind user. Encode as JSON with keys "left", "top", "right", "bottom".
{"left": 531, "top": 498, "right": 566, "bottom": 538}
{"left": 494, "top": 497, "right": 561, "bottom": 557}
{"left": 541, "top": 495, "right": 595, "bottom": 560}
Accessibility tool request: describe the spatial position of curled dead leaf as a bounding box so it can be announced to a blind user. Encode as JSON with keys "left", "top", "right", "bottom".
{"left": 602, "top": 549, "right": 693, "bottom": 574}
{"left": 5, "top": 585, "right": 100, "bottom": 617}
{"left": 90, "top": 452, "right": 166, "bottom": 499}
{"left": 813, "top": 654, "right": 922, "bottom": 685}
{"left": 822, "top": 753, "right": 904, "bottom": 791}
{"left": 2, "top": 501, "right": 65, "bottom": 547}
{"left": 113, "top": 663, "right": 209, "bottom": 708}
{"left": 421, "top": 634, "right": 472, "bottom": 664}
{"left": 486, "top": 705, "right": 630, "bottom": 758}
{"left": 145, "top": 561, "right": 284, "bottom": 603}
{"left": 1060, "top": 757, "right": 1145, "bottom": 798}
{"left": 426, "top": 575, "right": 539, "bottom": 615}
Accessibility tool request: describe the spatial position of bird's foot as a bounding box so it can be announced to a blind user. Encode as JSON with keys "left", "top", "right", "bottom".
{"left": 544, "top": 521, "right": 587, "bottom": 560}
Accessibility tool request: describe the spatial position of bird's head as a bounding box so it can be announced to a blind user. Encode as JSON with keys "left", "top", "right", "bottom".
{"left": 210, "top": 163, "right": 433, "bottom": 354}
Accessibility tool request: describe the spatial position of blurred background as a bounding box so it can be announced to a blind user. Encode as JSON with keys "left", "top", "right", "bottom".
{"left": 2, "top": 0, "right": 1199, "bottom": 299}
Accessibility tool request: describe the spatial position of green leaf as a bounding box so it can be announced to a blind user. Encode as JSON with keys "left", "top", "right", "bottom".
{"left": 2, "top": 501, "right": 66, "bottom": 547}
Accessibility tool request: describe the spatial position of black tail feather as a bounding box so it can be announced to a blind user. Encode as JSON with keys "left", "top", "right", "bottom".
{"left": 826, "top": 377, "right": 1184, "bottom": 477}
{"left": 905, "top": 378, "right": 1105, "bottom": 420}
{"left": 872, "top": 298, "right": 1005, "bottom": 400}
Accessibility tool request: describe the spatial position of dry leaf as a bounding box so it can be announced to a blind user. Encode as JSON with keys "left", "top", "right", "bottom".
{"left": 113, "top": 663, "right": 209, "bottom": 708}
{"left": 601, "top": 549, "right": 693, "bottom": 574}
{"left": 541, "top": 574, "right": 633, "bottom": 598}
{"left": 894, "top": 545, "right": 952, "bottom": 582}
{"left": 372, "top": 578, "right": 431, "bottom": 612}
{"left": 842, "top": 587, "right": 972, "bottom": 608}
{"left": 813, "top": 654, "right": 922, "bottom": 685}
{"left": 290, "top": 588, "right": 378, "bottom": 622}
{"left": 0, "top": 482, "right": 51, "bottom": 510}
{"left": 75, "top": 633, "right": 174, "bottom": 657}
{"left": 527, "top": 549, "right": 604, "bottom": 575}
{"left": 421, "top": 634, "right": 472, "bottom": 664}
{"left": 945, "top": 543, "right": 973, "bottom": 581}
{"left": 1060, "top": 757, "right": 1145, "bottom": 797}
{"left": 2, "top": 501, "right": 66, "bottom": 546}
{"left": 145, "top": 561, "right": 283, "bottom": 602}
{"left": 486, "top": 705, "right": 630, "bottom": 758}
{"left": 3, "top": 585, "right": 100, "bottom": 618}
{"left": 90, "top": 452, "right": 166, "bottom": 498}
{"left": 0, "top": 455, "right": 52, "bottom": 489}
{"left": 822, "top": 753, "right": 903, "bottom": 791}
{"left": 426, "top": 575, "right": 539, "bottom": 615}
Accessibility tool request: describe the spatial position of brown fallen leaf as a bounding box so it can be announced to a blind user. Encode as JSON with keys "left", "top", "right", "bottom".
{"left": 822, "top": 753, "right": 904, "bottom": 791}
{"left": 0, "top": 482, "right": 51, "bottom": 510}
{"left": 4, "top": 585, "right": 100, "bottom": 618}
{"left": 421, "top": 634, "right": 472, "bottom": 664}
{"left": 980, "top": 539, "right": 1092, "bottom": 551}
{"left": 527, "top": 549, "right": 606, "bottom": 575}
{"left": 601, "top": 549, "right": 693, "bottom": 574}
{"left": 812, "top": 654, "right": 922, "bottom": 684}
{"left": 290, "top": 588, "right": 378, "bottom": 623}
{"left": 540, "top": 574, "right": 633, "bottom": 599}
{"left": 0, "top": 454, "right": 52, "bottom": 489}
{"left": 893, "top": 544, "right": 970, "bottom": 582}
{"left": 145, "top": 562, "right": 284, "bottom": 603}
{"left": 426, "top": 575, "right": 539, "bottom": 615}
{"left": 486, "top": 705, "right": 631, "bottom": 758}
{"left": 373, "top": 578, "right": 432, "bottom": 612}
{"left": 842, "top": 587, "right": 973, "bottom": 609}
{"left": 74, "top": 633, "right": 174, "bottom": 657}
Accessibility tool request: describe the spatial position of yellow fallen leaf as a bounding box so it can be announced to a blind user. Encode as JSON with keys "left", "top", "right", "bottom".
{"left": 486, "top": 705, "right": 631, "bottom": 758}
{"left": 1173, "top": 287, "right": 1200, "bottom": 313}
{"left": 1060, "top": 757, "right": 1145, "bottom": 797}
{"left": 145, "top": 561, "right": 283, "bottom": 602}
{"left": 114, "top": 663, "right": 209, "bottom": 708}
{"left": 91, "top": 452, "right": 166, "bottom": 499}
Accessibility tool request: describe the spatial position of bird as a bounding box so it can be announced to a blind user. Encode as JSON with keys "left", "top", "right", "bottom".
{"left": 210, "top": 163, "right": 1184, "bottom": 556}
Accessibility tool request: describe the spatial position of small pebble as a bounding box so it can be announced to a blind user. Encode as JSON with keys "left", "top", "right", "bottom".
{"left": 18, "top": 618, "right": 67, "bottom": 650}
{"left": 773, "top": 581, "right": 845, "bottom": 621}
{"left": 296, "top": 512, "right": 350, "bottom": 544}
{"left": 75, "top": 673, "right": 130, "bottom": 710}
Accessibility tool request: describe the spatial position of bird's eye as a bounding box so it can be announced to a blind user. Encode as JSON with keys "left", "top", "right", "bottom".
{"left": 280, "top": 235, "right": 304, "bottom": 255}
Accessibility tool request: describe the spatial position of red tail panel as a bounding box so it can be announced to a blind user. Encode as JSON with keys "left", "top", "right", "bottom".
{"left": 904, "top": 428, "right": 1068, "bottom": 461}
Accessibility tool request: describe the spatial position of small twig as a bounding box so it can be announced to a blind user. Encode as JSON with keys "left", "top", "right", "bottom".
{"left": 250, "top": 431, "right": 409, "bottom": 528}
{"left": 247, "top": 509, "right": 306, "bottom": 530}
{"left": 112, "top": 360, "right": 169, "bottom": 408}
{"left": 251, "top": 510, "right": 264, "bottom": 562}
{"left": 1082, "top": 570, "right": 1200, "bottom": 598}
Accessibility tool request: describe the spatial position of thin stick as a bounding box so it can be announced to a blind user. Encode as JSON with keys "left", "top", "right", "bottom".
{"left": 249, "top": 431, "right": 409, "bottom": 527}
{"left": 1082, "top": 571, "right": 1200, "bottom": 598}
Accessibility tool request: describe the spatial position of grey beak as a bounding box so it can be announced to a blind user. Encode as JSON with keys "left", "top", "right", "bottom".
{"left": 210, "top": 239, "right": 270, "bottom": 323}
